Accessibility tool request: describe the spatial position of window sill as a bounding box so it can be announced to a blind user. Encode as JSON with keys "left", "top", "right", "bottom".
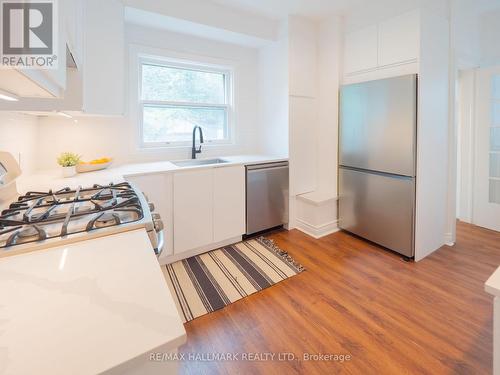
{"left": 136, "top": 141, "right": 236, "bottom": 152}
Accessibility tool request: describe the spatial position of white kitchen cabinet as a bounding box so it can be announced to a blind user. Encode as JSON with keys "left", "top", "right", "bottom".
{"left": 0, "top": 0, "right": 123, "bottom": 113}
{"left": 82, "top": 0, "right": 124, "bottom": 115}
{"left": 213, "top": 166, "right": 245, "bottom": 243}
{"left": 125, "top": 173, "right": 174, "bottom": 258}
{"left": 378, "top": 11, "right": 419, "bottom": 67}
{"left": 64, "top": 0, "right": 84, "bottom": 68}
{"left": 343, "top": 11, "right": 420, "bottom": 79}
{"left": 0, "top": 0, "right": 69, "bottom": 100}
{"left": 31, "top": 0, "right": 69, "bottom": 97}
{"left": 0, "top": 69, "right": 62, "bottom": 99}
{"left": 289, "top": 96, "right": 317, "bottom": 195}
{"left": 288, "top": 16, "right": 317, "bottom": 97}
{"left": 343, "top": 25, "right": 378, "bottom": 74}
{"left": 173, "top": 169, "right": 214, "bottom": 254}
{"left": 128, "top": 165, "right": 246, "bottom": 260}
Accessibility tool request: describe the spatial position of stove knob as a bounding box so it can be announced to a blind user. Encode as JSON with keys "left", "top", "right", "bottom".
{"left": 148, "top": 202, "right": 155, "bottom": 212}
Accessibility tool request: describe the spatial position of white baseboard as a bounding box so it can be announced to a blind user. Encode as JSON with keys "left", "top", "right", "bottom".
{"left": 158, "top": 236, "right": 242, "bottom": 265}
{"left": 444, "top": 232, "right": 455, "bottom": 247}
{"left": 295, "top": 219, "right": 339, "bottom": 239}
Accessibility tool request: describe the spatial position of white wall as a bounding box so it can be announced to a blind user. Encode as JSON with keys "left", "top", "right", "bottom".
{"left": 35, "top": 24, "right": 262, "bottom": 170}
{"left": 480, "top": 9, "right": 500, "bottom": 67}
{"left": 0, "top": 112, "right": 39, "bottom": 175}
{"left": 122, "top": 0, "right": 278, "bottom": 43}
{"left": 451, "top": 0, "right": 482, "bottom": 68}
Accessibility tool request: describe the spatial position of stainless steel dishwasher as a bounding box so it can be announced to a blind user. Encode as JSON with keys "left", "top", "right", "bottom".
{"left": 246, "top": 162, "right": 289, "bottom": 235}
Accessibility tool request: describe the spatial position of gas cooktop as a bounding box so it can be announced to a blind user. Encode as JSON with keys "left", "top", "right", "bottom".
{"left": 0, "top": 182, "right": 144, "bottom": 249}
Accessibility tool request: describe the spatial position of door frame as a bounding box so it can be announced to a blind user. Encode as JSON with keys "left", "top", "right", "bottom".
{"left": 457, "top": 65, "right": 500, "bottom": 231}
{"left": 471, "top": 65, "right": 500, "bottom": 231}
{"left": 456, "top": 68, "right": 477, "bottom": 224}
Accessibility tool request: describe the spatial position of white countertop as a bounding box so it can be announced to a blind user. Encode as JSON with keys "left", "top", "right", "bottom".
{"left": 485, "top": 266, "right": 500, "bottom": 297}
{"left": 0, "top": 229, "right": 186, "bottom": 375}
{"left": 0, "top": 154, "right": 287, "bottom": 373}
{"left": 16, "top": 154, "right": 288, "bottom": 194}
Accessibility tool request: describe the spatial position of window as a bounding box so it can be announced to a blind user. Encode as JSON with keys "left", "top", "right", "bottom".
{"left": 139, "top": 58, "right": 232, "bottom": 147}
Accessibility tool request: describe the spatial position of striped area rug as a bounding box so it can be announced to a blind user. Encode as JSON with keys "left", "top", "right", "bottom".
{"left": 163, "top": 237, "right": 304, "bottom": 323}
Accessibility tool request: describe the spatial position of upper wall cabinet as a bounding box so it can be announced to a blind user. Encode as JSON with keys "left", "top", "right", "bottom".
{"left": 82, "top": 0, "right": 125, "bottom": 115}
{"left": 0, "top": 0, "right": 69, "bottom": 100}
{"left": 64, "top": 0, "right": 84, "bottom": 68}
{"left": 344, "top": 11, "right": 420, "bottom": 77}
{"left": 288, "top": 16, "right": 317, "bottom": 98}
{"left": 0, "top": 0, "right": 124, "bottom": 115}
{"left": 343, "top": 25, "right": 378, "bottom": 74}
{"left": 378, "top": 11, "right": 420, "bottom": 67}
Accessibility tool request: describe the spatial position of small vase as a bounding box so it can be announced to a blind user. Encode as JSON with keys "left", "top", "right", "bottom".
{"left": 62, "top": 166, "right": 76, "bottom": 178}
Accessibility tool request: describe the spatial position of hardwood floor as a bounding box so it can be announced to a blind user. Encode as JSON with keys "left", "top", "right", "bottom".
{"left": 178, "top": 221, "right": 500, "bottom": 374}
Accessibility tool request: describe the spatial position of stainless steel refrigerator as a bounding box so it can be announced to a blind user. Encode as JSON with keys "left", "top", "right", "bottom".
{"left": 339, "top": 74, "right": 417, "bottom": 258}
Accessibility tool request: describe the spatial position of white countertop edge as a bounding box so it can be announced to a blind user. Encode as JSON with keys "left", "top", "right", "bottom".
{"left": 121, "top": 155, "right": 289, "bottom": 178}
{"left": 15, "top": 154, "right": 288, "bottom": 194}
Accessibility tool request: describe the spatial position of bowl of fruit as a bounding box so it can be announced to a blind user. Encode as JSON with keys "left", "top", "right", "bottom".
{"left": 76, "top": 157, "right": 113, "bottom": 173}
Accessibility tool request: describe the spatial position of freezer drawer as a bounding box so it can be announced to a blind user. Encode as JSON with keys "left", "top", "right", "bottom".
{"left": 339, "top": 74, "right": 417, "bottom": 176}
{"left": 339, "top": 167, "right": 415, "bottom": 257}
{"left": 246, "top": 162, "right": 289, "bottom": 235}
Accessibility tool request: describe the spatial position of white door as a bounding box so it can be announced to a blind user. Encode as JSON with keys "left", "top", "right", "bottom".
{"left": 473, "top": 66, "right": 500, "bottom": 231}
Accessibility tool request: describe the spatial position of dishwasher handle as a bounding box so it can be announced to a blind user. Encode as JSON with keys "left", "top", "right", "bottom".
{"left": 246, "top": 162, "right": 288, "bottom": 171}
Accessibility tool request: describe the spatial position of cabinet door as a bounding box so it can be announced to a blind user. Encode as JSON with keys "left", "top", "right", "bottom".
{"left": 344, "top": 25, "right": 378, "bottom": 74}
{"left": 125, "top": 174, "right": 173, "bottom": 257}
{"left": 173, "top": 170, "right": 213, "bottom": 254}
{"left": 64, "top": 0, "right": 84, "bottom": 68}
{"left": 213, "top": 166, "right": 245, "bottom": 242}
{"left": 289, "top": 96, "right": 317, "bottom": 195}
{"left": 378, "top": 11, "right": 419, "bottom": 66}
{"left": 288, "top": 16, "right": 317, "bottom": 97}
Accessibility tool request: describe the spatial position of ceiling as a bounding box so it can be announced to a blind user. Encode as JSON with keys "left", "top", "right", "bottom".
{"left": 209, "top": 0, "right": 415, "bottom": 20}
{"left": 210, "top": 0, "right": 500, "bottom": 20}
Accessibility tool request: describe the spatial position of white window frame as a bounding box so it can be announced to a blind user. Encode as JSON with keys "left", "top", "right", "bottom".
{"left": 138, "top": 56, "right": 234, "bottom": 148}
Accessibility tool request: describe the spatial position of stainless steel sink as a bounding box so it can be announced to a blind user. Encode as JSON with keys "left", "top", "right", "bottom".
{"left": 171, "top": 158, "right": 229, "bottom": 167}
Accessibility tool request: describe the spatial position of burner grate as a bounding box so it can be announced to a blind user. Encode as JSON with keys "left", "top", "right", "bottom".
{"left": 0, "top": 182, "right": 144, "bottom": 249}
